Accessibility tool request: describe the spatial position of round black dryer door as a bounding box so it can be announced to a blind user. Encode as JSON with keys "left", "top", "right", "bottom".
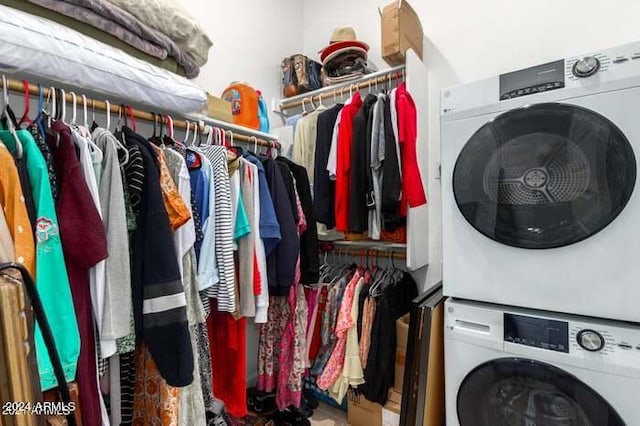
{"left": 453, "top": 103, "right": 636, "bottom": 249}
{"left": 457, "top": 358, "right": 625, "bottom": 426}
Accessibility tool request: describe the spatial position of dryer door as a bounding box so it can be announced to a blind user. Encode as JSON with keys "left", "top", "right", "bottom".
{"left": 453, "top": 103, "right": 636, "bottom": 249}
{"left": 457, "top": 357, "right": 625, "bottom": 426}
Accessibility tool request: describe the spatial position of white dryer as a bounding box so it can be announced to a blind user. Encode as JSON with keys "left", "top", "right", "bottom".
{"left": 441, "top": 42, "right": 640, "bottom": 322}
{"left": 445, "top": 298, "right": 640, "bottom": 426}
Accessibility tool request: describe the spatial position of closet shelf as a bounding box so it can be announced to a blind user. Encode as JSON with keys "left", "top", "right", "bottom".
{"left": 274, "top": 64, "right": 406, "bottom": 114}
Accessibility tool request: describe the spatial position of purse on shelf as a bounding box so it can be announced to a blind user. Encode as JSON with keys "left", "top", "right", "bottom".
{"left": 281, "top": 54, "right": 323, "bottom": 98}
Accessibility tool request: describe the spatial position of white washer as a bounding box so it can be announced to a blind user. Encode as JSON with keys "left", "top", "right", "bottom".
{"left": 445, "top": 298, "right": 640, "bottom": 426}
{"left": 441, "top": 41, "right": 640, "bottom": 322}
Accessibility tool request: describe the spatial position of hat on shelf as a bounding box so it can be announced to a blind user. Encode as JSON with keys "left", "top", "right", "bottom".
{"left": 319, "top": 27, "right": 369, "bottom": 65}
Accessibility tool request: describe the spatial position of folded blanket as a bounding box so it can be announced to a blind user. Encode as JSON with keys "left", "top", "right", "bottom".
{"left": 107, "top": 0, "right": 212, "bottom": 66}
{"left": 27, "top": 0, "right": 200, "bottom": 78}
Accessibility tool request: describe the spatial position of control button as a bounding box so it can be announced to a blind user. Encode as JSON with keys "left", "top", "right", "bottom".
{"left": 577, "top": 329, "right": 605, "bottom": 352}
{"left": 572, "top": 56, "right": 601, "bottom": 78}
{"left": 632, "top": 53, "right": 640, "bottom": 60}
{"left": 618, "top": 343, "right": 633, "bottom": 350}
{"left": 613, "top": 56, "right": 629, "bottom": 63}
{"left": 636, "top": 345, "right": 640, "bottom": 350}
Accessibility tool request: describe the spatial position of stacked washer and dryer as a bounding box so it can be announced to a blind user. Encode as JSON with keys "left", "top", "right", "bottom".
{"left": 441, "top": 42, "right": 640, "bottom": 425}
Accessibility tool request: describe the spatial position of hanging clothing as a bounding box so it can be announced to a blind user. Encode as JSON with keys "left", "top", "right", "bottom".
{"left": 237, "top": 159, "right": 256, "bottom": 318}
{"left": 363, "top": 272, "right": 418, "bottom": 404}
{"left": 276, "top": 157, "right": 319, "bottom": 285}
{"left": 292, "top": 106, "right": 326, "bottom": 183}
{"left": 0, "top": 129, "right": 80, "bottom": 390}
{"left": 124, "top": 126, "right": 193, "bottom": 387}
{"left": 0, "top": 144, "right": 35, "bottom": 276}
{"left": 262, "top": 158, "right": 299, "bottom": 296}
{"left": 29, "top": 121, "right": 58, "bottom": 200}
{"left": 381, "top": 95, "right": 404, "bottom": 231}
{"left": 369, "top": 94, "right": 387, "bottom": 240}
{"left": 93, "top": 127, "right": 133, "bottom": 357}
{"left": 396, "top": 82, "right": 427, "bottom": 215}
{"left": 201, "top": 144, "right": 236, "bottom": 313}
{"left": 349, "top": 94, "right": 378, "bottom": 233}
{"left": 243, "top": 153, "right": 281, "bottom": 255}
{"left": 49, "top": 120, "right": 108, "bottom": 426}
{"left": 314, "top": 104, "right": 343, "bottom": 239}
{"left": 328, "top": 276, "right": 365, "bottom": 403}
{"left": 133, "top": 344, "right": 181, "bottom": 425}
{"left": 334, "top": 92, "right": 362, "bottom": 232}
{"left": 316, "top": 270, "right": 360, "bottom": 391}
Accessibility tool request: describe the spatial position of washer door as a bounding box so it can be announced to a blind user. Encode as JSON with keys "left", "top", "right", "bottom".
{"left": 457, "top": 358, "right": 625, "bottom": 426}
{"left": 453, "top": 103, "right": 636, "bottom": 249}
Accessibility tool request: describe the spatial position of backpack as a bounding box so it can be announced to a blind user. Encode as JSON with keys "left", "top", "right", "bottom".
{"left": 281, "top": 54, "right": 323, "bottom": 98}
{"left": 257, "top": 90, "right": 269, "bottom": 133}
{"left": 222, "top": 82, "right": 260, "bottom": 129}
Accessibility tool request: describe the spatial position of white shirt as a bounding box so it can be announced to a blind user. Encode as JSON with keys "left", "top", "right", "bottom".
{"left": 251, "top": 160, "right": 269, "bottom": 323}
{"left": 196, "top": 154, "right": 219, "bottom": 291}
{"left": 327, "top": 96, "right": 353, "bottom": 179}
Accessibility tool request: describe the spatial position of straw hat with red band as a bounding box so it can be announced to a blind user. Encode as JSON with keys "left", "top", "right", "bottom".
{"left": 319, "top": 27, "right": 369, "bottom": 64}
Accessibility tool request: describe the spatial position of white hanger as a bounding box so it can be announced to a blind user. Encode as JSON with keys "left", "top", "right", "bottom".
{"left": 184, "top": 120, "right": 190, "bottom": 144}
{"left": 227, "top": 130, "right": 234, "bottom": 147}
{"left": 70, "top": 92, "right": 77, "bottom": 125}
{"left": 301, "top": 98, "right": 308, "bottom": 114}
{"left": 318, "top": 93, "right": 325, "bottom": 108}
{"left": 252, "top": 136, "right": 258, "bottom": 153}
{"left": 166, "top": 115, "right": 174, "bottom": 139}
{"left": 204, "top": 125, "right": 213, "bottom": 146}
{"left": 60, "top": 89, "right": 66, "bottom": 122}
{"left": 190, "top": 122, "right": 198, "bottom": 146}
{"left": 105, "top": 100, "right": 111, "bottom": 131}
{"left": 82, "top": 95, "right": 88, "bottom": 129}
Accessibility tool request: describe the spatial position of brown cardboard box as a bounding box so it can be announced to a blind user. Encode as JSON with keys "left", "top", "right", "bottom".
{"left": 348, "top": 390, "right": 402, "bottom": 426}
{"left": 394, "top": 313, "right": 410, "bottom": 392}
{"left": 380, "top": 0, "right": 424, "bottom": 66}
{"left": 206, "top": 93, "right": 233, "bottom": 123}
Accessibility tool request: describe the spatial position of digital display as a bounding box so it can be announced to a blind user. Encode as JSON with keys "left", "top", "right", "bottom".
{"left": 504, "top": 313, "right": 569, "bottom": 353}
{"left": 500, "top": 60, "right": 565, "bottom": 100}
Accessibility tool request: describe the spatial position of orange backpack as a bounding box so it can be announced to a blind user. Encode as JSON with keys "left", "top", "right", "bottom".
{"left": 222, "top": 82, "right": 260, "bottom": 130}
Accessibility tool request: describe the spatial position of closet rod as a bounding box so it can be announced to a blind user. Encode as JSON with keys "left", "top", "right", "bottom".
{"left": 279, "top": 65, "right": 405, "bottom": 111}
{"left": 0, "top": 78, "right": 280, "bottom": 149}
{"left": 323, "top": 247, "right": 407, "bottom": 260}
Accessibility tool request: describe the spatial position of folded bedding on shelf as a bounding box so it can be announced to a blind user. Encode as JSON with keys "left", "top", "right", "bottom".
{"left": 26, "top": 0, "right": 201, "bottom": 78}
{"left": 107, "top": 0, "right": 212, "bottom": 66}
{"left": 0, "top": 0, "right": 187, "bottom": 77}
{"left": 0, "top": 4, "right": 207, "bottom": 113}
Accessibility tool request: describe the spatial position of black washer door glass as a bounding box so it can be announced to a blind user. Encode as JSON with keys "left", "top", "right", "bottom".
{"left": 458, "top": 358, "right": 625, "bottom": 426}
{"left": 453, "top": 103, "right": 636, "bottom": 249}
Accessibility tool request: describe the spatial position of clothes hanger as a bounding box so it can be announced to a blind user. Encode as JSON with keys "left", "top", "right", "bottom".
{"left": 251, "top": 136, "right": 258, "bottom": 153}
{"left": 126, "top": 105, "right": 136, "bottom": 132}
{"left": 81, "top": 95, "right": 89, "bottom": 130}
{"left": 189, "top": 121, "right": 198, "bottom": 147}
{"left": 105, "top": 100, "right": 112, "bottom": 131}
{"left": 301, "top": 98, "right": 308, "bottom": 114}
{"left": 2, "top": 75, "right": 23, "bottom": 158}
{"left": 69, "top": 92, "right": 78, "bottom": 127}
{"left": 18, "top": 80, "right": 33, "bottom": 126}
{"left": 163, "top": 115, "right": 178, "bottom": 146}
{"left": 59, "top": 89, "right": 66, "bottom": 122}
{"left": 183, "top": 120, "right": 190, "bottom": 144}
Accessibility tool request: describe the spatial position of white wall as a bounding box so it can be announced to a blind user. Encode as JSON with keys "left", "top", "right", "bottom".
{"left": 177, "top": 0, "right": 304, "bottom": 123}
{"left": 302, "top": 0, "right": 640, "bottom": 287}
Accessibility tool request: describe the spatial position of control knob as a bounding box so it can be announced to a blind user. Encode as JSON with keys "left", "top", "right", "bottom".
{"left": 572, "top": 56, "right": 600, "bottom": 78}
{"left": 577, "top": 329, "right": 605, "bottom": 352}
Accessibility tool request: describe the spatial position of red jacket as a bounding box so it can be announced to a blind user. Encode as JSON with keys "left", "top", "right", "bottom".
{"left": 397, "top": 83, "right": 427, "bottom": 215}
{"left": 335, "top": 92, "right": 363, "bottom": 232}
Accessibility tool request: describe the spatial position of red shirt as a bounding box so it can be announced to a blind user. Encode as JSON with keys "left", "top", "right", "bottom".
{"left": 397, "top": 83, "right": 427, "bottom": 215}
{"left": 334, "top": 92, "right": 363, "bottom": 232}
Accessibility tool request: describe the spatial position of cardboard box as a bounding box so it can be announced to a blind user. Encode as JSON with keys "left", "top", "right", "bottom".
{"left": 380, "top": 0, "right": 424, "bottom": 66}
{"left": 348, "top": 390, "right": 402, "bottom": 426}
{"left": 395, "top": 313, "right": 410, "bottom": 392}
{"left": 206, "top": 93, "right": 233, "bottom": 123}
